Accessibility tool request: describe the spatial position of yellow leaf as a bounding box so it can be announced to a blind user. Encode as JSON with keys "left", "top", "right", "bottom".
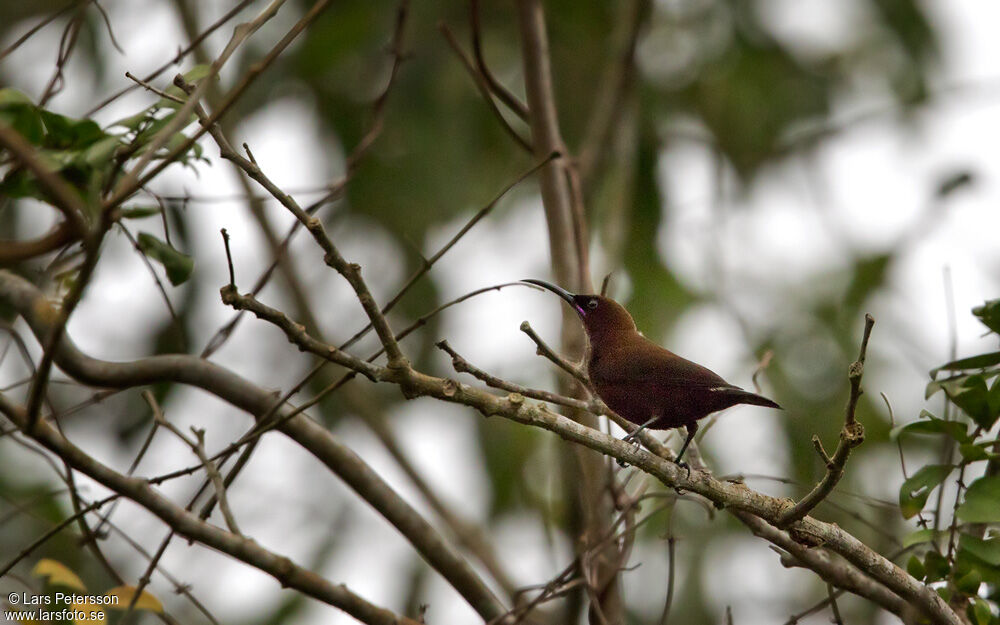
{"left": 31, "top": 559, "right": 86, "bottom": 592}
{"left": 104, "top": 586, "right": 163, "bottom": 613}
{"left": 72, "top": 601, "right": 106, "bottom": 625}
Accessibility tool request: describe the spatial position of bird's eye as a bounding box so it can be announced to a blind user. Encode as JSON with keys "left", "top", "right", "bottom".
{"left": 586, "top": 299, "right": 599, "bottom": 310}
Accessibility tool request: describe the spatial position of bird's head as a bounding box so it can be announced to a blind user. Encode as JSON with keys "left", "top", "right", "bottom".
{"left": 522, "top": 279, "right": 637, "bottom": 339}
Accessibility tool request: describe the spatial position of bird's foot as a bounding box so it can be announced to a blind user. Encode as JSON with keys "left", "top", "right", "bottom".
{"left": 616, "top": 428, "right": 647, "bottom": 468}
{"left": 675, "top": 459, "right": 691, "bottom": 480}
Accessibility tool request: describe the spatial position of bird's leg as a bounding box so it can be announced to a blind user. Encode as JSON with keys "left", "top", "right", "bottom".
{"left": 674, "top": 422, "right": 699, "bottom": 479}
{"left": 621, "top": 416, "right": 659, "bottom": 445}
{"left": 615, "top": 416, "right": 660, "bottom": 468}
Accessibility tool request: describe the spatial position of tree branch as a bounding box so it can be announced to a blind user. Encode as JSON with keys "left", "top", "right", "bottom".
{"left": 0, "top": 393, "right": 421, "bottom": 625}
{"left": 778, "top": 314, "right": 874, "bottom": 526}
{"left": 0, "top": 221, "right": 77, "bottom": 266}
{"left": 0, "top": 269, "right": 509, "bottom": 624}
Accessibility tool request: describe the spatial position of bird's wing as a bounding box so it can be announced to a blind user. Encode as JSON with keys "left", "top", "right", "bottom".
{"left": 591, "top": 336, "right": 736, "bottom": 390}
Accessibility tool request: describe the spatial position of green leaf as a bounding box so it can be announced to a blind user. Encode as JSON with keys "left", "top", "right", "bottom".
{"left": 79, "top": 136, "right": 122, "bottom": 167}
{"left": 39, "top": 110, "right": 105, "bottom": 149}
{"left": 958, "top": 443, "right": 995, "bottom": 463}
{"left": 0, "top": 88, "right": 44, "bottom": 143}
{"left": 972, "top": 597, "right": 992, "bottom": 625}
{"left": 891, "top": 410, "right": 970, "bottom": 443}
{"left": 159, "top": 64, "right": 213, "bottom": 108}
{"left": 956, "top": 568, "right": 982, "bottom": 594}
{"left": 924, "top": 550, "right": 950, "bottom": 583}
{"left": 902, "top": 528, "right": 942, "bottom": 548}
{"left": 899, "top": 464, "right": 953, "bottom": 519}
{"left": 973, "top": 299, "right": 1000, "bottom": 334}
{"left": 957, "top": 476, "right": 1000, "bottom": 523}
{"left": 181, "top": 64, "right": 212, "bottom": 83}
{"left": 946, "top": 375, "right": 998, "bottom": 429}
{"left": 110, "top": 108, "right": 155, "bottom": 131}
{"left": 930, "top": 351, "right": 1000, "bottom": 377}
{"left": 137, "top": 232, "right": 194, "bottom": 286}
{"left": 0, "top": 88, "right": 34, "bottom": 107}
{"left": 119, "top": 206, "right": 161, "bottom": 219}
{"left": 959, "top": 535, "right": 1000, "bottom": 566}
{"left": 927, "top": 370, "right": 1000, "bottom": 400}
{"left": 133, "top": 112, "right": 178, "bottom": 147}
{"left": 906, "top": 554, "right": 926, "bottom": 580}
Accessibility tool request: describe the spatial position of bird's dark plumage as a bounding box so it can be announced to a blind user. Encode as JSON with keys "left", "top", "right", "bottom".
{"left": 523, "top": 279, "right": 781, "bottom": 466}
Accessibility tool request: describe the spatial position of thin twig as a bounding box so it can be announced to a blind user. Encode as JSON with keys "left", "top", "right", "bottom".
{"left": 751, "top": 350, "right": 774, "bottom": 395}
{"left": 519, "top": 320, "right": 588, "bottom": 385}
{"left": 124, "top": 70, "right": 186, "bottom": 103}
{"left": 827, "top": 583, "right": 845, "bottom": 625}
{"left": 0, "top": 0, "right": 77, "bottom": 63}
{"left": 176, "top": 75, "right": 408, "bottom": 369}
{"left": 220, "top": 228, "right": 235, "bottom": 287}
{"left": 436, "top": 339, "right": 599, "bottom": 413}
{"left": 440, "top": 22, "right": 533, "bottom": 152}
{"left": 777, "top": 313, "right": 874, "bottom": 527}
{"left": 657, "top": 535, "right": 676, "bottom": 625}
{"left": 86, "top": 0, "right": 258, "bottom": 116}
{"left": 0, "top": 493, "right": 119, "bottom": 578}
{"left": 198, "top": 0, "right": 408, "bottom": 360}
{"left": 103, "top": 0, "right": 335, "bottom": 211}
{"left": 108, "top": 0, "right": 289, "bottom": 204}
{"left": 337, "top": 151, "right": 557, "bottom": 353}
{"left": 144, "top": 390, "right": 242, "bottom": 535}
{"left": 24, "top": 223, "right": 107, "bottom": 433}
{"left": 468, "top": 0, "right": 529, "bottom": 120}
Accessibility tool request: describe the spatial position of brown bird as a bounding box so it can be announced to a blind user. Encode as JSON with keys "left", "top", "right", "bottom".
{"left": 523, "top": 279, "right": 781, "bottom": 468}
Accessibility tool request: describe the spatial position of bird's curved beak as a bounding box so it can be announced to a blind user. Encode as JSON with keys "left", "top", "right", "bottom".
{"left": 521, "top": 279, "right": 583, "bottom": 315}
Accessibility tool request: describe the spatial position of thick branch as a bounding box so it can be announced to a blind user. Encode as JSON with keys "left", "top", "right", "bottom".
{"left": 516, "top": 0, "right": 586, "bottom": 292}
{"left": 734, "top": 511, "right": 910, "bottom": 618}
{"left": 387, "top": 366, "right": 958, "bottom": 625}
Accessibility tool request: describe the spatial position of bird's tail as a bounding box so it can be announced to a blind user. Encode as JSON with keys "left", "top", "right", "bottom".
{"left": 727, "top": 388, "right": 782, "bottom": 410}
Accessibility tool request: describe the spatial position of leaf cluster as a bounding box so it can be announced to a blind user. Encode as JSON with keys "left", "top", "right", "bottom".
{"left": 896, "top": 299, "right": 1000, "bottom": 624}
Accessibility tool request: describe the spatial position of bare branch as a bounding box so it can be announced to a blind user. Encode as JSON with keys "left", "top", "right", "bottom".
{"left": 777, "top": 314, "right": 874, "bottom": 526}
{"left": 86, "top": 0, "right": 257, "bottom": 115}
{"left": 0, "top": 269, "right": 509, "bottom": 624}
{"left": 143, "top": 390, "right": 242, "bottom": 535}
{"left": 175, "top": 75, "right": 408, "bottom": 368}
{"left": 519, "top": 320, "right": 588, "bottom": 385}
{"left": 469, "top": 0, "right": 529, "bottom": 120}
{"left": 108, "top": 0, "right": 288, "bottom": 204}
{"left": 437, "top": 339, "right": 598, "bottom": 413}
{"left": 440, "top": 22, "right": 533, "bottom": 152}
{"left": 0, "top": 393, "right": 423, "bottom": 625}
{"left": 103, "top": 0, "right": 336, "bottom": 211}
{"left": 0, "top": 222, "right": 76, "bottom": 266}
